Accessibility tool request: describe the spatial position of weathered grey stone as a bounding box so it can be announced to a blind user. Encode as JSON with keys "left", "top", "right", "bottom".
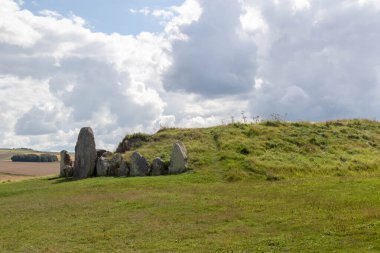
{"left": 108, "top": 153, "right": 122, "bottom": 176}
{"left": 116, "top": 136, "right": 147, "bottom": 153}
{"left": 151, "top": 157, "right": 167, "bottom": 176}
{"left": 118, "top": 161, "right": 129, "bottom": 177}
{"left": 96, "top": 157, "right": 109, "bottom": 177}
{"left": 59, "top": 150, "right": 72, "bottom": 177}
{"left": 130, "top": 152, "right": 150, "bottom": 177}
{"left": 73, "top": 127, "right": 97, "bottom": 179}
{"left": 168, "top": 141, "right": 187, "bottom": 174}
{"left": 116, "top": 140, "right": 133, "bottom": 153}
{"left": 63, "top": 165, "right": 74, "bottom": 177}
{"left": 96, "top": 149, "right": 107, "bottom": 158}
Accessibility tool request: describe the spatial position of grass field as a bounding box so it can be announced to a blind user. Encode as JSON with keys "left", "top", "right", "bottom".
{"left": 1, "top": 119, "right": 380, "bottom": 252}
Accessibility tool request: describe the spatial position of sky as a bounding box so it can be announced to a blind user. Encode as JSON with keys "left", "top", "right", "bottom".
{"left": 21, "top": 0, "right": 184, "bottom": 34}
{"left": 1, "top": 0, "right": 380, "bottom": 151}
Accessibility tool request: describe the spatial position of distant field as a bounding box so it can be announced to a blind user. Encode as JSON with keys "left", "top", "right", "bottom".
{"left": 0, "top": 149, "right": 55, "bottom": 161}
{"left": 0, "top": 149, "right": 60, "bottom": 182}
{"left": 0, "top": 161, "right": 59, "bottom": 182}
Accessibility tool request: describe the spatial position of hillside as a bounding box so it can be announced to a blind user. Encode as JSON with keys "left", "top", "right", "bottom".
{"left": 1, "top": 119, "right": 380, "bottom": 252}
{"left": 118, "top": 119, "right": 380, "bottom": 180}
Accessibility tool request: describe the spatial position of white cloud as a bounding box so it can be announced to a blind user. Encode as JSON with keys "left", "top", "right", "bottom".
{"left": 247, "top": 0, "right": 380, "bottom": 120}
{"left": 130, "top": 7, "right": 151, "bottom": 16}
{"left": 163, "top": 0, "right": 258, "bottom": 96}
{"left": 1, "top": 0, "right": 380, "bottom": 150}
{"left": 0, "top": 1, "right": 41, "bottom": 47}
{"left": 0, "top": 0, "right": 168, "bottom": 150}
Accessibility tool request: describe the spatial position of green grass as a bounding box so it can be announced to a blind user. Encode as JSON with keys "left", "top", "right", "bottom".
{"left": 1, "top": 119, "right": 380, "bottom": 252}
{"left": 1, "top": 175, "right": 380, "bottom": 252}
{"left": 123, "top": 119, "right": 380, "bottom": 180}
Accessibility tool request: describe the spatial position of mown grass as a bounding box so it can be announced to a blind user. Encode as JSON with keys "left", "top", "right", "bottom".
{"left": 1, "top": 175, "right": 380, "bottom": 252}
{"left": 1, "top": 119, "right": 380, "bottom": 252}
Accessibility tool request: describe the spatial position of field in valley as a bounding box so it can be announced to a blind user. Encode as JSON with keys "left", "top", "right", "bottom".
{"left": 1, "top": 119, "right": 380, "bottom": 252}
{"left": 0, "top": 149, "right": 60, "bottom": 182}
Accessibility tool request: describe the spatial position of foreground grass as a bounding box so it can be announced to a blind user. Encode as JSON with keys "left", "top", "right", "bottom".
{"left": 1, "top": 174, "right": 380, "bottom": 252}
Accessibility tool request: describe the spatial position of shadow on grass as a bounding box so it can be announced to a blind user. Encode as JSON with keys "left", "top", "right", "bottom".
{"left": 53, "top": 177, "right": 75, "bottom": 184}
{"left": 46, "top": 176, "right": 60, "bottom": 180}
{"left": 45, "top": 176, "right": 74, "bottom": 184}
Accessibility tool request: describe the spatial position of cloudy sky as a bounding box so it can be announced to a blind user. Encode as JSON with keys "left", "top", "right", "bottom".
{"left": 1, "top": 0, "right": 380, "bottom": 151}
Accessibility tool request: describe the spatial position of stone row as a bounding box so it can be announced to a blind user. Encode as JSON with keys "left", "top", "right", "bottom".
{"left": 60, "top": 127, "right": 188, "bottom": 180}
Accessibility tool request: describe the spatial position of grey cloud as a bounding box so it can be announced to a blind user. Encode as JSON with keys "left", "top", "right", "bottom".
{"left": 163, "top": 0, "right": 380, "bottom": 121}
{"left": 49, "top": 57, "right": 161, "bottom": 127}
{"left": 15, "top": 107, "right": 57, "bottom": 135}
{"left": 163, "top": 0, "right": 257, "bottom": 97}
{"left": 248, "top": 0, "right": 380, "bottom": 121}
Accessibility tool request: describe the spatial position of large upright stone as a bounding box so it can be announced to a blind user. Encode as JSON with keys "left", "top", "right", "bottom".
{"left": 151, "top": 157, "right": 167, "bottom": 176}
{"left": 96, "top": 149, "right": 107, "bottom": 158}
{"left": 96, "top": 157, "right": 109, "bottom": 177}
{"left": 63, "top": 165, "right": 74, "bottom": 177}
{"left": 73, "top": 127, "right": 97, "bottom": 179}
{"left": 108, "top": 153, "right": 123, "bottom": 176}
{"left": 130, "top": 152, "right": 150, "bottom": 177}
{"left": 169, "top": 141, "right": 187, "bottom": 174}
{"left": 118, "top": 161, "right": 129, "bottom": 177}
{"left": 59, "top": 150, "right": 72, "bottom": 177}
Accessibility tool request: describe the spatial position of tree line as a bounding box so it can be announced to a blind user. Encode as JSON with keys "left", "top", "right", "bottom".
{"left": 11, "top": 154, "right": 58, "bottom": 162}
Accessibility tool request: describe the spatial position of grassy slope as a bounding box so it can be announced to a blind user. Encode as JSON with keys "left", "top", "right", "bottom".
{"left": 124, "top": 119, "right": 380, "bottom": 180}
{"left": 1, "top": 120, "right": 380, "bottom": 252}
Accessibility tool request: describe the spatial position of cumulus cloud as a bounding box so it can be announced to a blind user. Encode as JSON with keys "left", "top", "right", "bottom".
{"left": 15, "top": 107, "right": 58, "bottom": 135}
{"left": 160, "top": 0, "right": 380, "bottom": 122}
{"left": 1, "top": 0, "right": 380, "bottom": 150}
{"left": 247, "top": 0, "right": 380, "bottom": 120}
{"left": 0, "top": 0, "right": 168, "bottom": 150}
{"left": 163, "top": 0, "right": 257, "bottom": 97}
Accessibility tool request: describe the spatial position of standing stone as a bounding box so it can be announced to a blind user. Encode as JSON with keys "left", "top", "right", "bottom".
{"left": 108, "top": 153, "right": 123, "bottom": 176}
{"left": 60, "top": 150, "right": 72, "bottom": 177}
{"left": 73, "top": 127, "right": 97, "bottom": 179}
{"left": 169, "top": 141, "right": 187, "bottom": 174}
{"left": 96, "top": 157, "right": 109, "bottom": 177}
{"left": 130, "top": 152, "right": 150, "bottom": 177}
{"left": 96, "top": 149, "right": 107, "bottom": 158}
{"left": 118, "top": 161, "right": 129, "bottom": 177}
{"left": 151, "top": 157, "right": 167, "bottom": 176}
{"left": 63, "top": 165, "right": 74, "bottom": 177}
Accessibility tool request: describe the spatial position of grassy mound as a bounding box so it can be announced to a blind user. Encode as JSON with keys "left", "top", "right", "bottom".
{"left": 120, "top": 119, "right": 380, "bottom": 180}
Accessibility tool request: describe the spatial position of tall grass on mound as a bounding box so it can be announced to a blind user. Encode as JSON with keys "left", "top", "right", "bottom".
{"left": 116, "top": 119, "right": 380, "bottom": 180}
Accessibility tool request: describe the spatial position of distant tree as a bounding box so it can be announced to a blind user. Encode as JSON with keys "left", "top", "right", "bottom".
{"left": 11, "top": 154, "right": 58, "bottom": 162}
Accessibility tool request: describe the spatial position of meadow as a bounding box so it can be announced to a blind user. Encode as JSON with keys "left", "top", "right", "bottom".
{"left": 1, "top": 119, "right": 380, "bottom": 252}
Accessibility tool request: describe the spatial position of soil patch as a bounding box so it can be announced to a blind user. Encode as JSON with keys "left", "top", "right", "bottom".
{"left": 0, "top": 161, "right": 59, "bottom": 178}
